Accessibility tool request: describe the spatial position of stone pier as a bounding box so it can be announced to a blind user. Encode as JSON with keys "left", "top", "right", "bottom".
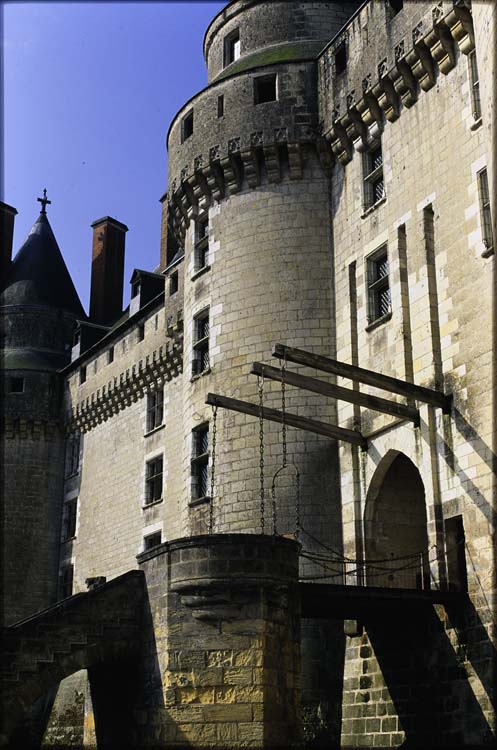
{"left": 137, "top": 533, "right": 301, "bottom": 749}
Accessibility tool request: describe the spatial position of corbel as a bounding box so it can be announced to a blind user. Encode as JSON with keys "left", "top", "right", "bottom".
{"left": 240, "top": 148, "right": 261, "bottom": 188}
{"left": 263, "top": 144, "right": 282, "bottom": 184}
{"left": 445, "top": 3, "right": 474, "bottom": 55}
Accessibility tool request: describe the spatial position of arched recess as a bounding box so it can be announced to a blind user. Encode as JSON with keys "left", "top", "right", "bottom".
{"left": 364, "top": 451, "right": 430, "bottom": 589}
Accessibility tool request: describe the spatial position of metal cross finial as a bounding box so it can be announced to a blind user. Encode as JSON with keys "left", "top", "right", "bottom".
{"left": 37, "top": 188, "right": 51, "bottom": 214}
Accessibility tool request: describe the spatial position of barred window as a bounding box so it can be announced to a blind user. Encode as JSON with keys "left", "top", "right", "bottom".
{"left": 477, "top": 168, "right": 493, "bottom": 251}
{"left": 145, "top": 456, "right": 163, "bottom": 505}
{"left": 367, "top": 246, "right": 391, "bottom": 324}
{"left": 194, "top": 216, "right": 209, "bottom": 272}
{"left": 62, "top": 499, "right": 77, "bottom": 541}
{"left": 147, "top": 389, "right": 164, "bottom": 432}
{"left": 60, "top": 564, "right": 74, "bottom": 599}
{"left": 468, "top": 50, "right": 481, "bottom": 121}
{"left": 192, "top": 309, "right": 210, "bottom": 376}
{"left": 191, "top": 424, "right": 209, "bottom": 501}
{"left": 363, "top": 143, "right": 385, "bottom": 209}
{"left": 144, "top": 531, "right": 162, "bottom": 551}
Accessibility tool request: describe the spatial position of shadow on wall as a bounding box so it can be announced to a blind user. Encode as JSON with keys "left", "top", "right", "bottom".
{"left": 367, "top": 599, "right": 496, "bottom": 748}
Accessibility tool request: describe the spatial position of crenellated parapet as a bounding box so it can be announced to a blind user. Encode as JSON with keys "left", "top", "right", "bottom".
{"left": 320, "top": 0, "right": 475, "bottom": 165}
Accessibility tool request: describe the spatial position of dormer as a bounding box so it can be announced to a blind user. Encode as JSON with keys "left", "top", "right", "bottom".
{"left": 129, "top": 270, "right": 165, "bottom": 317}
{"left": 71, "top": 321, "right": 110, "bottom": 362}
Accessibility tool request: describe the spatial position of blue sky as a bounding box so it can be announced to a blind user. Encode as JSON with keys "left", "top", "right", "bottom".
{"left": 3, "top": 1, "right": 225, "bottom": 311}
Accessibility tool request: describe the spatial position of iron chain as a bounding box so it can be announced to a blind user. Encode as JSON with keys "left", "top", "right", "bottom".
{"left": 209, "top": 405, "right": 217, "bottom": 534}
{"left": 258, "top": 374, "right": 265, "bottom": 534}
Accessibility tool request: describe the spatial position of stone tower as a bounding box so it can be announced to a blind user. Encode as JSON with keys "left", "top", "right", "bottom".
{"left": 0, "top": 198, "right": 85, "bottom": 626}
{"left": 165, "top": 0, "right": 361, "bottom": 543}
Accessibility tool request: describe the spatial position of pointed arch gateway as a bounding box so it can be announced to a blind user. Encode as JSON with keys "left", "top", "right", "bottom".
{"left": 364, "top": 451, "right": 430, "bottom": 590}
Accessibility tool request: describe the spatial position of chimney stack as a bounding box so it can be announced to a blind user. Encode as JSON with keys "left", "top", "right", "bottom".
{"left": 89, "top": 216, "right": 128, "bottom": 325}
{"left": 0, "top": 202, "right": 18, "bottom": 286}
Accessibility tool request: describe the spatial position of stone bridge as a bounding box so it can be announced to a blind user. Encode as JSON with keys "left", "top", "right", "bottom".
{"left": 1, "top": 570, "right": 145, "bottom": 744}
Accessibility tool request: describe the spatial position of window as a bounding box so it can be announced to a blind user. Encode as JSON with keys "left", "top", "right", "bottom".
{"left": 62, "top": 499, "right": 77, "bottom": 541}
{"left": 138, "top": 323, "right": 145, "bottom": 342}
{"left": 107, "top": 346, "right": 114, "bottom": 364}
{"left": 335, "top": 41, "right": 347, "bottom": 74}
{"left": 132, "top": 280, "right": 141, "bottom": 299}
{"left": 388, "top": 0, "right": 403, "bottom": 15}
{"left": 367, "top": 246, "right": 391, "bottom": 324}
{"left": 60, "top": 564, "right": 74, "bottom": 599}
{"left": 144, "top": 531, "right": 162, "bottom": 551}
{"left": 363, "top": 143, "right": 385, "bottom": 209}
{"left": 192, "top": 309, "right": 210, "bottom": 376}
{"left": 9, "top": 377, "right": 24, "bottom": 393}
{"left": 79, "top": 366, "right": 87, "bottom": 385}
{"left": 477, "top": 168, "right": 493, "bottom": 251}
{"left": 147, "top": 388, "right": 164, "bottom": 432}
{"left": 194, "top": 216, "right": 209, "bottom": 272}
{"left": 145, "top": 455, "right": 163, "bottom": 505}
{"left": 224, "top": 29, "right": 240, "bottom": 67}
{"left": 182, "top": 110, "right": 194, "bottom": 142}
{"left": 217, "top": 95, "right": 225, "bottom": 118}
{"left": 66, "top": 432, "right": 81, "bottom": 476}
{"left": 191, "top": 424, "right": 209, "bottom": 501}
{"left": 169, "top": 271, "right": 179, "bottom": 295}
{"left": 468, "top": 50, "right": 481, "bottom": 121}
{"left": 254, "top": 74, "right": 277, "bottom": 105}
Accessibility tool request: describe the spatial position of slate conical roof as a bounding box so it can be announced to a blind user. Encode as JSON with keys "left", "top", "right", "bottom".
{"left": 0, "top": 211, "right": 85, "bottom": 318}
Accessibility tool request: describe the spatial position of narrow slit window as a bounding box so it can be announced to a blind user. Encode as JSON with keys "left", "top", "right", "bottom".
{"left": 363, "top": 143, "right": 384, "bottom": 209}
{"left": 191, "top": 424, "right": 209, "bottom": 501}
{"left": 477, "top": 168, "right": 493, "bottom": 251}
{"left": 217, "top": 95, "right": 225, "bottom": 118}
{"left": 367, "top": 246, "right": 391, "bottom": 324}
{"left": 62, "top": 499, "right": 78, "bottom": 541}
{"left": 79, "top": 366, "right": 87, "bottom": 385}
{"left": 468, "top": 50, "right": 481, "bottom": 121}
{"left": 107, "top": 346, "right": 114, "bottom": 364}
{"left": 145, "top": 456, "right": 163, "bottom": 505}
{"left": 194, "top": 216, "right": 209, "bottom": 272}
{"left": 182, "top": 110, "right": 194, "bottom": 142}
{"left": 147, "top": 388, "right": 164, "bottom": 432}
{"left": 138, "top": 323, "right": 145, "bottom": 342}
{"left": 192, "top": 309, "right": 210, "bottom": 376}
{"left": 169, "top": 271, "right": 179, "bottom": 295}
{"left": 60, "top": 564, "right": 74, "bottom": 599}
{"left": 335, "top": 41, "right": 347, "bottom": 75}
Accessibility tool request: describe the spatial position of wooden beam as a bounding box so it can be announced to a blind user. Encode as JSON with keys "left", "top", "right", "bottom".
{"left": 273, "top": 345, "right": 451, "bottom": 412}
{"left": 206, "top": 393, "right": 367, "bottom": 448}
{"left": 251, "top": 362, "right": 419, "bottom": 425}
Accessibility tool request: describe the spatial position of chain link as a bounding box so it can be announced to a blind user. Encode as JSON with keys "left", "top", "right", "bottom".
{"left": 258, "top": 374, "right": 265, "bottom": 535}
{"left": 209, "top": 405, "right": 217, "bottom": 534}
{"left": 281, "top": 356, "right": 287, "bottom": 469}
{"left": 295, "top": 468, "right": 301, "bottom": 540}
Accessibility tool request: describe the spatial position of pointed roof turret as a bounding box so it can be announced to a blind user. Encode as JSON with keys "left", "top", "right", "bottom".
{"left": 0, "top": 195, "right": 85, "bottom": 318}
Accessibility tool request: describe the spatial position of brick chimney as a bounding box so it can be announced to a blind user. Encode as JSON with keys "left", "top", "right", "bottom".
{"left": 0, "top": 201, "right": 18, "bottom": 285}
{"left": 89, "top": 216, "right": 128, "bottom": 325}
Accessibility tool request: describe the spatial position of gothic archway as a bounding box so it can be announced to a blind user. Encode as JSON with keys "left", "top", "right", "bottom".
{"left": 364, "top": 451, "right": 429, "bottom": 589}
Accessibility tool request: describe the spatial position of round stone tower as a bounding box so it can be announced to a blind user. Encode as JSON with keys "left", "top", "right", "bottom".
{"left": 0, "top": 199, "right": 85, "bottom": 625}
{"left": 167, "top": 0, "right": 360, "bottom": 544}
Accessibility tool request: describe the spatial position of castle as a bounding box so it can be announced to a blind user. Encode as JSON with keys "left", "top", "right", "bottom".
{"left": 1, "top": 1, "right": 495, "bottom": 748}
